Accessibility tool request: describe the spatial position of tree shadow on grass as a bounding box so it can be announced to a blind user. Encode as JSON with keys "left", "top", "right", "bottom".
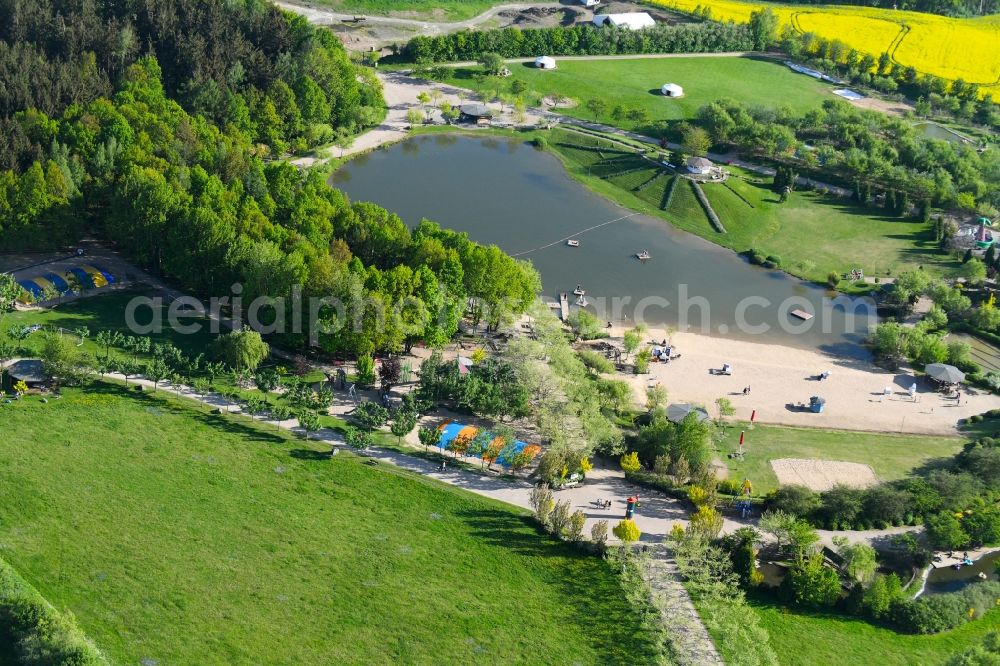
{"left": 289, "top": 448, "right": 332, "bottom": 461}
{"left": 88, "top": 381, "right": 289, "bottom": 445}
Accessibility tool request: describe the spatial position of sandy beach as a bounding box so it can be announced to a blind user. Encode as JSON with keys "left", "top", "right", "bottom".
{"left": 606, "top": 326, "right": 1000, "bottom": 436}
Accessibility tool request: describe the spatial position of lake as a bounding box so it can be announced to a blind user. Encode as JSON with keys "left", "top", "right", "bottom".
{"left": 332, "top": 134, "right": 874, "bottom": 355}
{"left": 923, "top": 551, "right": 1000, "bottom": 595}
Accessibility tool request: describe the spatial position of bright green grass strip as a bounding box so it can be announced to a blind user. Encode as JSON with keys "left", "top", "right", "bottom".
{"left": 0, "top": 384, "right": 659, "bottom": 664}
{"left": 750, "top": 596, "right": 1000, "bottom": 666}
{"left": 715, "top": 423, "right": 963, "bottom": 494}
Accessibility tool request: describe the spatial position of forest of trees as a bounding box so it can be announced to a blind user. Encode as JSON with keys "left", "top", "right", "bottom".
{"left": 402, "top": 21, "right": 755, "bottom": 63}
{"left": 0, "top": 0, "right": 542, "bottom": 359}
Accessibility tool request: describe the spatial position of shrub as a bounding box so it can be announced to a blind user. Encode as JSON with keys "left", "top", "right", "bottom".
{"left": 529, "top": 484, "right": 554, "bottom": 525}
{"left": 548, "top": 499, "right": 572, "bottom": 537}
{"left": 619, "top": 451, "right": 641, "bottom": 473}
{"left": 890, "top": 582, "right": 1000, "bottom": 634}
{"left": 613, "top": 519, "right": 641, "bottom": 543}
{"left": 591, "top": 519, "right": 609, "bottom": 547}
{"left": 785, "top": 554, "right": 841, "bottom": 608}
{"left": 744, "top": 248, "right": 767, "bottom": 265}
{"left": 568, "top": 510, "right": 587, "bottom": 542}
{"left": 827, "top": 271, "right": 841, "bottom": 288}
{"left": 925, "top": 511, "right": 970, "bottom": 550}
{"left": 763, "top": 254, "right": 782, "bottom": 269}
{"left": 769, "top": 484, "right": 821, "bottom": 518}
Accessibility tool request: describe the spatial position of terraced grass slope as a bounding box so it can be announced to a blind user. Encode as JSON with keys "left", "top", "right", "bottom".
{"left": 547, "top": 129, "right": 958, "bottom": 283}
{"left": 655, "top": 0, "right": 1000, "bottom": 93}
{"left": 0, "top": 385, "right": 659, "bottom": 664}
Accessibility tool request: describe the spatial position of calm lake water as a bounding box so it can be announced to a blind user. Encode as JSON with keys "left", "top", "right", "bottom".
{"left": 923, "top": 551, "right": 1000, "bottom": 595}
{"left": 332, "top": 134, "right": 874, "bottom": 355}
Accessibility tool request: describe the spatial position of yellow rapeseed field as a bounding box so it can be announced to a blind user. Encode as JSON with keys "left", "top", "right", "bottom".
{"left": 654, "top": 0, "right": 1000, "bottom": 93}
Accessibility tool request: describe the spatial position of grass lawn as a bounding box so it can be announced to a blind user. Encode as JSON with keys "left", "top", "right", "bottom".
{"left": 1, "top": 289, "right": 216, "bottom": 360}
{"left": 0, "top": 383, "right": 660, "bottom": 664}
{"left": 750, "top": 595, "right": 1000, "bottom": 665}
{"left": 546, "top": 128, "right": 958, "bottom": 285}
{"left": 715, "top": 423, "right": 963, "bottom": 494}
{"left": 438, "top": 56, "right": 835, "bottom": 129}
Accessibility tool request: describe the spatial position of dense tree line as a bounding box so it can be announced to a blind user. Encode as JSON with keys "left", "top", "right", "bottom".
{"left": 0, "top": 1, "right": 542, "bottom": 360}
{"left": 0, "top": 0, "right": 384, "bottom": 170}
{"left": 696, "top": 98, "right": 1000, "bottom": 213}
{"left": 402, "top": 22, "right": 754, "bottom": 63}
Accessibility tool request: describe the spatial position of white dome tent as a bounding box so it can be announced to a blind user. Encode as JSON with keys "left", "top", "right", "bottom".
{"left": 535, "top": 56, "right": 556, "bottom": 70}
{"left": 661, "top": 83, "right": 684, "bottom": 98}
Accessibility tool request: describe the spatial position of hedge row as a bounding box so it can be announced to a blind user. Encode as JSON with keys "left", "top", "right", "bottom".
{"left": 402, "top": 22, "right": 754, "bottom": 63}
{"left": 690, "top": 180, "right": 726, "bottom": 233}
{"left": 0, "top": 556, "right": 107, "bottom": 665}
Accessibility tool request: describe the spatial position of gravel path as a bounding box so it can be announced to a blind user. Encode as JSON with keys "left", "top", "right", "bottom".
{"left": 644, "top": 544, "right": 725, "bottom": 666}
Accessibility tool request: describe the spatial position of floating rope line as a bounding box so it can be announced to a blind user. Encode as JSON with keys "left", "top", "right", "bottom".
{"left": 511, "top": 212, "right": 641, "bottom": 257}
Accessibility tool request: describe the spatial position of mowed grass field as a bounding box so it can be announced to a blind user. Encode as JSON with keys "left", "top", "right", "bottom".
{"left": 442, "top": 56, "right": 834, "bottom": 128}
{"left": 752, "top": 598, "right": 1000, "bottom": 666}
{"left": 715, "top": 423, "right": 963, "bottom": 494}
{"left": 655, "top": 0, "right": 1000, "bottom": 93}
{"left": 0, "top": 385, "right": 659, "bottom": 664}
{"left": 547, "top": 129, "right": 957, "bottom": 284}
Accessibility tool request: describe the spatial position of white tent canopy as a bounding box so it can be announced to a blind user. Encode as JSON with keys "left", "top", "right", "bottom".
{"left": 661, "top": 83, "right": 684, "bottom": 97}
{"left": 535, "top": 56, "right": 556, "bottom": 69}
{"left": 592, "top": 12, "right": 655, "bottom": 30}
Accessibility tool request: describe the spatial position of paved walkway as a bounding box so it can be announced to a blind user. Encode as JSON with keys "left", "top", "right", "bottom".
{"left": 645, "top": 544, "right": 725, "bottom": 666}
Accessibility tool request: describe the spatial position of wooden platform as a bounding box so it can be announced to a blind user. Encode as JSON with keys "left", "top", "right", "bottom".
{"left": 790, "top": 309, "right": 814, "bottom": 321}
{"left": 559, "top": 292, "right": 570, "bottom": 321}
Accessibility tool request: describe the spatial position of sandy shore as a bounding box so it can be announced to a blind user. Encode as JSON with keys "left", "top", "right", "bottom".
{"left": 607, "top": 326, "right": 1000, "bottom": 436}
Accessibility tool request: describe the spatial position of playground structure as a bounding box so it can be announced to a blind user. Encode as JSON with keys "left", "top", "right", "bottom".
{"left": 435, "top": 421, "right": 540, "bottom": 468}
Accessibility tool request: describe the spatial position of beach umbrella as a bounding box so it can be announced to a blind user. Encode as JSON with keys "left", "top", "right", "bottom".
{"left": 924, "top": 363, "right": 965, "bottom": 384}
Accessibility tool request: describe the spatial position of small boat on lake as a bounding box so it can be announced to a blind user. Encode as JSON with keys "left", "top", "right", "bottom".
{"left": 573, "top": 284, "right": 586, "bottom": 296}
{"left": 790, "top": 309, "right": 814, "bottom": 321}
{"left": 635, "top": 250, "right": 651, "bottom": 261}
{"left": 566, "top": 239, "right": 580, "bottom": 247}
{"left": 576, "top": 295, "right": 589, "bottom": 307}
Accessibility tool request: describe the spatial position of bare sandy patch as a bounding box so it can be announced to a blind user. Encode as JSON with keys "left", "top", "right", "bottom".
{"left": 770, "top": 458, "right": 878, "bottom": 491}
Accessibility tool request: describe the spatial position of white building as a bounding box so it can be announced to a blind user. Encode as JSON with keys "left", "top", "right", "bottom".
{"left": 535, "top": 56, "right": 557, "bottom": 70}
{"left": 661, "top": 83, "right": 684, "bottom": 97}
{"left": 592, "top": 12, "right": 656, "bottom": 30}
{"left": 579, "top": 0, "right": 600, "bottom": 7}
{"left": 687, "top": 156, "right": 713, "bottom": 175}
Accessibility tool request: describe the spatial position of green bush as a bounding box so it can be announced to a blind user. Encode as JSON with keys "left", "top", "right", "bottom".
{"left": 764, "top": 255, "right": 782, "bottom": 269}
{"left": 890, "top": 582, "right": 1000, "bottom": 634}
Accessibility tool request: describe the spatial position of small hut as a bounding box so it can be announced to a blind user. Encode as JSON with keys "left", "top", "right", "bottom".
{"left": 459, "top": 103, "right": 492, "bottom": 125}
{"left": 7, "top": 359, "right": 46, "bottom": 388}
{"left": 661, "top": 83, "right": 684, "bottom": 98}
{"left": 686, "top": 156, "right": 713, "bottom": 175}
{"left": 535, "top": 56, "right": 557, "bottom": 70}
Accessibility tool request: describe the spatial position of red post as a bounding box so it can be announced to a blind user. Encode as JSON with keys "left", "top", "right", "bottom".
{"left": 750, "top": 409, "right": 756, "bottom": 423}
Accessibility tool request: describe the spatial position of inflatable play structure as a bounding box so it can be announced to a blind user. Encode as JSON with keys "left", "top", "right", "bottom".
{"left": 435, "top": 421, "right": 540, "bottom": 467}
{"left": 17, "top": 264, "right": 116, "bottom": 302}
